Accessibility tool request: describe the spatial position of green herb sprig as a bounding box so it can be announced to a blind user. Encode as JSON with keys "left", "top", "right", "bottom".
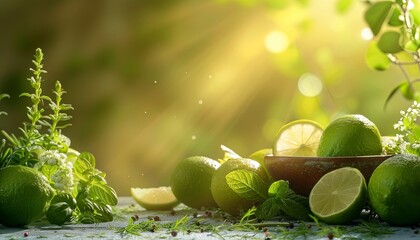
{"left": 0, "top": 48, "right": 118, "bottom": 225}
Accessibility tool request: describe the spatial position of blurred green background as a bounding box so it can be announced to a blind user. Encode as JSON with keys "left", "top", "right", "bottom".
{"left": 0, "top": 0, "right": 410, "bottom": 195}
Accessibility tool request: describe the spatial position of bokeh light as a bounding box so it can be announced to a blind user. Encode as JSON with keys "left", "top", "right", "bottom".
{"left": 0, "top": 0, "right": 407, "bottom": 195}
{"left": 298, "top": 73, "right": 323, "bottom": 97}
{"left": 265, "top": 31, "right": 289, "bottom": 53}
{"left": 361, "top": 27, "right": 373, "bottom": 40}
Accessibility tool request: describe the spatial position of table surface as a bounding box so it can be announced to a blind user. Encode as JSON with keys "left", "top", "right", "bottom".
{"left": 0, "top": 197, "right": 419, "bottom": 240}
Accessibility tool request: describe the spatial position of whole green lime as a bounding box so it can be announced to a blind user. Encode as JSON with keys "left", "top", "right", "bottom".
{"left": 210, "top": 158, "right": 269, "bottom": 216}
{"left": 317, "top": 114, "right": 382, "bottom": 157}
{"left": 0, "top": 165, "right": 54, "bottom": 227}
{"left": 248, "top": 148, "right": 272, "bottom": 165}
{"left": 170, "top": 156, "right": 220, "bottom": 209}
{"left": 368, "top": 154, "right": 420, "bottom": 226}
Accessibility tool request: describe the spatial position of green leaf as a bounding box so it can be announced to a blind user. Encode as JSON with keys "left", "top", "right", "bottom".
{"left": 377, "top": 31, "right": 402, "bottom": 53}
{"left": 255, "top": 198, "right": 282, "bottom": 220}
{"left": 89, "top": 182, "right": 118, "bottom": 206}
{"left": 366, "top": 41, "right": 391, "bottom": 71}
{"left": 79, "top": 152, "right": 96, "bottom": 169}
{"left": 404, "top": 40, "right": 420, "bottom": 52}
{"left": 50, "top": 193, "right": 77, "bottom": 209}
{"left": 74, "top": 157, "right": 93, "bottom": 179}
{"left": 411, "top": 4, "right": 420, "bottom": 25}
{"left": 268, "top": 180, "right": 290, "bottom": 198}
{"left": 336, "top": 0, "right": 354, "bottom": 14}
{"left": 384, "top": 82, "right": 418, "bottom": 109}
{"left": 364, "top": 1, "right": 393, "bottom": 36}
{"left": 277, "top": 198, "right": 310, "bottom": 220}
{"left": 0, "top": 94, "right": 9, "bottom": 101}
{"left": 46, "top": 202, "right": 73, "bottom": 225}
{"left": 387, "top": 7, "right": 403, "bottom": 26}
{"left": 226, "top": 170, "right": 268, "bottom": 201}
{"left": 399, "top": 82, "right": 415, "bottom": 100}
{"left": 384, "top": 82, "right": 404, "bottom": 109}
{"left": 286, "top": 191, "right": 309, "bottom": 209}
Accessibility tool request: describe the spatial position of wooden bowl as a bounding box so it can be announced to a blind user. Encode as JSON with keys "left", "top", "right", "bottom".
{"left": 264, "top": 155, "right": 392, "bottom": 197}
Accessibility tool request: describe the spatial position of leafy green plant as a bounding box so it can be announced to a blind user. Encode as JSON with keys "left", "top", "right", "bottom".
{"left": 364, "top": 0, "right": 420, "bottom": 106}
{"left": 0, "top": 48, "right": 118, "bottom": 224}
{"left": 384, "top": 100, "right": 420, "bottom": 155}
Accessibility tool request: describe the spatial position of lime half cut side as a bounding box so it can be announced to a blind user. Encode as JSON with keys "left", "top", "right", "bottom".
{"left": 309, "top": 167, "right": 367, "bottom": 224}
{"left": 131, "top": 186, "right": 180, "bottom": 211}
{"left": 273, "top": 119, "right": 323, "bottom": 156}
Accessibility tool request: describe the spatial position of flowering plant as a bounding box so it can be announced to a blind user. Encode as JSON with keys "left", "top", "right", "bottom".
{"left": 384, "top": 101, "right": 420, "bottom": 155}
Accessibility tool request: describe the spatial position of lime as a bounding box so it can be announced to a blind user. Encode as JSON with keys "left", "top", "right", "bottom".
{"left": 273, "top": 119, "right": 323, "bottom": 156}
{"left": 210, "top": 158, "right": 269, "bottom": 216}
{"left": 170, "top": 156, "right": 220, "bottom": 209}
{"left": 248, "top": 148, "right": 272, "bottom": 165}
{"left": 0, "top": 165, "right": 54, "bottom": 227}
{"left": 309, "top": 167, "right": 367, "bottom": 224}
{"left": 368, "top": 154, "right": 420, "bottom": 226}
{"left": 131, "top": 186, "right": 179, "bottom": 211}
{"left": 317, "top": 114, "right": 382, "bottom": 157}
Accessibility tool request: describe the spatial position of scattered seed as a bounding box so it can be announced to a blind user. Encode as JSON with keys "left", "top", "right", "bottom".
{"left": 153, "top": 216, "right": 161, "bottom": 221}
{"left": 204, "top": 211, "right": 212, "bottom": 218}
{"left": 414, "top": 229, "right": 419, "bottom": 234}
{"left": 170, "top": 210, "right": 176, "bottom": 216}
{"left": 171, "top": 230, "right": 177, "bottom": 237}
{"left": 327, "top": 232, "right": 334, "bottom": 239}
{"left": 24, "top": 232, "right": 29, "bottom": 237}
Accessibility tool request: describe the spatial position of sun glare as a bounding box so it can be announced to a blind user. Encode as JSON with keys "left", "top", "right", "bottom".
{"left": 265, "top": 31, "right": 289, "bottom": 53}
{"left": 298, "top": 73, "right": 323, "bottom": 97}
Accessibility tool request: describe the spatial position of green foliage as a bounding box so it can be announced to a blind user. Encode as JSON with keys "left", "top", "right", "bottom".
{"left": 385, "top": 101, "right": 420, "bottom": 155}
{"left": 0, "top": 48, "right": 118, "bottom": 225}
{"left": 255, "top": 180, "right": 310, "bottom": 220}
{"left": 226, "top": 171, "right": 310, "bottom": 221}
{"left": 225, "top": 170, "right": 268, "bottom": 201}
{"left": 364, "top": 0, "right": 420, "bottom": 105}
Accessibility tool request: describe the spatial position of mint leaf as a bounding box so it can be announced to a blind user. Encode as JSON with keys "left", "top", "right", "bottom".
{"left": 255, "top": 198, "right": 282, "bottom": 220}
{"left": 226, "top": 170, "right": 268, "bottom": 201}
{"left": 268, "top": 180, "right": 290, "bottom": 198}
{"left": 278, "top": 198, "right": 310, "bottom": 221}
{"left": 286, "top": 191, "right": 309, "bottom": 209}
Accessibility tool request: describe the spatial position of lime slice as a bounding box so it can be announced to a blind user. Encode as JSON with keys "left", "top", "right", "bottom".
{"left": 131, "top": 186, "right": 180, "bottom": 211}
{"left": 273, "top": 119, "right": 323, "bottom": 156}
{"left": 309, "top": 167, "right": 367, "bottom": 224}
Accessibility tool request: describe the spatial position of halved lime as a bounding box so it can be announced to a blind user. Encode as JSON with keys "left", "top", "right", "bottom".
{"left": 131, "top": 186, "right": 180, "bottom": 211}
{"left": 309, "top": 167, "right": 367, "bottom": 224}
{"left": 273, "top": 119, "right": 323, "bottom": 156}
